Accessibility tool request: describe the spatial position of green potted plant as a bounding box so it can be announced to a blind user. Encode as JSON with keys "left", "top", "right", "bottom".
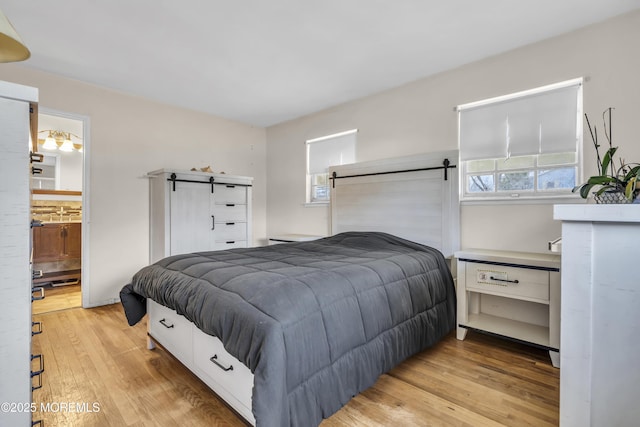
{"left": 573, "top": 108, "right": 640, "bottom": 203}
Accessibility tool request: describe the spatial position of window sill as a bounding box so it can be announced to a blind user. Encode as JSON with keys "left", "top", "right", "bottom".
{"left": 304, "top": 202, "right": 329, "bottom": 208}
{"left": 461, "top": 194, "right": 584, "bottom": 206}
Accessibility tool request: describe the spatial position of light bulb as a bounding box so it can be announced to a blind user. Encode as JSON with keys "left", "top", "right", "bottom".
{"left": 42, "top": 131, "right": 58, "bottom": 150}
{"left": 59, "top": 137, "right": 74, "bottom": 152}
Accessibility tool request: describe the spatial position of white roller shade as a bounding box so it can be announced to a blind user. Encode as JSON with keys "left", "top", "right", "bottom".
{"left": 307, "top": 130, "right": 356, "bottom": 174}
{"left": 458, "top": 104, "right": 509, "bottom": 161}
{"left": 459, "top": 80, "right": 581, "bottom": 161}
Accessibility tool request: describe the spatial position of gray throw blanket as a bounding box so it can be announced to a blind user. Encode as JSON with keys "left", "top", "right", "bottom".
{"left": 121, "top": 232, "right": 456, "bottom": 427}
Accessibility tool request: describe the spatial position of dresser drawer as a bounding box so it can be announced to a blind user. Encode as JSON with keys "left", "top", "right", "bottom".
{"left": 214, "top": 222, "right": 247, "bottom": 242}
{"left": 465, "top": 262, "right": 550, "bottom": 303}
{"left": 214, "top": 241, "right": 247, "bottom": 250}
{"left": 213, "top": 204, "right": 247, "bottom": 222}
{"left": 193, "top": 328, "right": 254, "bottom": 418}
{"left": 148, "top": 300, "right": 193, "bottom": 363}
{"left": 214, "top": 184, "right": 247, "bottom": 204}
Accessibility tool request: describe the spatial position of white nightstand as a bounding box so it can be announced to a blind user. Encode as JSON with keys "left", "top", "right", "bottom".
{"left": 455, "top": 249, "right": 561, "bottom": 367}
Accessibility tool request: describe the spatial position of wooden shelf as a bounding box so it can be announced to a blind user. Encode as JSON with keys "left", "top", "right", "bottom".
{"left": 463, "top": 313, "right": 551, "bottom": 349}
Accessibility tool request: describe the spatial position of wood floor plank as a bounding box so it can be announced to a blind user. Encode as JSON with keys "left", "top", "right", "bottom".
{"left": 323, "top": 374, "right": 505, "bottom": 427}
{"left": 32, "top": 305, "right": 559, "bottom": 426}
{"left": 32, "top": 284, "right": 82, "bottom": 314}
{"left": 394, "top": 348, "right": 559, "bottom": 424}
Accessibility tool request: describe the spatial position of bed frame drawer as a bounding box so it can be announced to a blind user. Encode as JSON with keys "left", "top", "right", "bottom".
{"left": 148, "top": 300, "right": 193, "bottom": 364}
{"left": 465, "top": 262, "right": 549, "bottom": 303}
{"left": 192, "top": 329, "right": 254, "bottom": 422}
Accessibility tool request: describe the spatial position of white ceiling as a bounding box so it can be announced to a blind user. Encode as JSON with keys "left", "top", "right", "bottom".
{"left": 2, "top": 1, "right": 639, "bottom": 127}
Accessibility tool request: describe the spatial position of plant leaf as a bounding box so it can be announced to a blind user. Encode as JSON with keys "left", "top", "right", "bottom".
{"left": 587, "top": 176, "right": 615, "bottom": 185}
{"left": 625, "top": 177, "right": 637, "bottom": 200}
{"left": 623, "top": 165, "right": 640, "bottom": 181}
{"left": 579, "top": 183, "right": 595, "bottom": 198}
{"left": 595, "top": 185, "right": 617, "bottom": 196}
{"left": 601, "top": 147, "right": 618, "bottom": 174}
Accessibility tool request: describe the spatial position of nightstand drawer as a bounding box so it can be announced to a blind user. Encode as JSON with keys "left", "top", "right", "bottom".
{"left": 465, "top": 263, "right": 549, "bottom": 303}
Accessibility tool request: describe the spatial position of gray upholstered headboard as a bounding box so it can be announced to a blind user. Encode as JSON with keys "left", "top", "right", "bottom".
{"left": 329, "top": 150, "right": 460, "bottom": 257}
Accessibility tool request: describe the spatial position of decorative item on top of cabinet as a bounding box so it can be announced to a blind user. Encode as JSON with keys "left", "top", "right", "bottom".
{"left": 455, "top": 249, "right": 561, "bottom": 368}
{"left": 147, "top": 169, "right": 253, "bottom": 263}
{"left": 573, "top": 108, "right": 640, "bottom": 203}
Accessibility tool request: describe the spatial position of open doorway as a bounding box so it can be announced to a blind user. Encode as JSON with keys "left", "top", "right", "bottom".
{"left": 31, "top": 109, "right": 89, "bottom": 314}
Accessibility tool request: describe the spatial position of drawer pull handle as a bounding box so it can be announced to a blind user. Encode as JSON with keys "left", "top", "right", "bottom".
{"left": 225, "top": 222, "right": 235, "bottom": 225}
{"left": 210, "top": 354, "right": 234, "bottom": 372}
{"left": 159, "top": 318, "right": 174, "bottom": 329}
{"left": 226, "top": 203, "right": 235, "bottom": 207}
{"left": 31, "top": 353, "right": 45, "bottom": 391}
{"left": 32, "top": 321, "right": 43, "bottom": 336}
{"left": 32, "top": 287, "right": 45, "bottom": 301}
{"left": 489, "top": 276, "right": 519, "bottom": 284}
{"left": 31, "top": 353, "right": 45, "bottom": 375}
{"left": 30, "top": 152, "right": 44, "bottom": 163}
{"left": 31, "top": 371, "right": 43, "bottom": 392}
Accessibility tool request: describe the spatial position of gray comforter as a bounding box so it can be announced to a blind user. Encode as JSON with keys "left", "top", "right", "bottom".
{"left": 121, "top": 232, "right": 456, "bottom": 427}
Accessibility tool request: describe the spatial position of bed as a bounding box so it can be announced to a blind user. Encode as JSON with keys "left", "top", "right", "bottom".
{"left": 121, "top": 151, "right": 460, "bottom": 427}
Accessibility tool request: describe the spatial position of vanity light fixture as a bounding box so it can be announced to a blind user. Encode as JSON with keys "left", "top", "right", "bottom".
{"left": 39, "top": 130, "right": 82, "bottom": 152}
{"left": 0, "top": 8, "right": 30, "bottom": 62}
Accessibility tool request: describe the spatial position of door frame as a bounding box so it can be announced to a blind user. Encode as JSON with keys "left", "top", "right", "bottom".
{"left": 38, "top": 107, "right": 91, "bottom": 308}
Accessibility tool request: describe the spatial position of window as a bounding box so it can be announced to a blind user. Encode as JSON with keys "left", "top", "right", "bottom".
{"left": 306, "top": 129, "right": 357, "bottom": 204}
{"left": 458, "top": 78, "right": 582, "bottom": 201}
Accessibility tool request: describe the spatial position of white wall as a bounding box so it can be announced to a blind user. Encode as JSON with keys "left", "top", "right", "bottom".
{"left": 266, "top": 10, "right": 640, "bottom": 253}
{"left": 0, "top": 66, "right": 267, "bottom": 307}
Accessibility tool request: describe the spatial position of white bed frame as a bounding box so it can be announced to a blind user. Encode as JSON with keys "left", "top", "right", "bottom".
{"left": 147, "top": 150, "right": 460, "bottom": 425}
{"left": 330, "top": 150, "right": 460, "bottom": 258}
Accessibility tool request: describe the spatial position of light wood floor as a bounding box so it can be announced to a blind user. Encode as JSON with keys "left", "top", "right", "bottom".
{"left": 31, "top": 304, "right": 559, "bottom": 426}
{"left": 32, "top": 284, "right": 82, "bottom": 314}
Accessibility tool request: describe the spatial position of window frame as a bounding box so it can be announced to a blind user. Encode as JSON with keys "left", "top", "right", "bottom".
{"left": 305, "top": 129, "right": 357, "bottom": 205}
{"left": 458, "top": 79, "right": 584, "bottom": 203}
{"left": 461, "top": 153, "right": 580, "bottom": 202}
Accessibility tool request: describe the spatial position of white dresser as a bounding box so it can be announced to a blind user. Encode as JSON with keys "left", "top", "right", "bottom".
{"left": 554, "top": 205, "right": 640, "bottom": 427}
{"left": 455, "top": 249, "right": 561, "bottom": 367}
{"left": 148, "top": 169, "right": 253, "bottom": 262}
{"left": 0, "top": 80, "right": 38, "bottom": 426}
